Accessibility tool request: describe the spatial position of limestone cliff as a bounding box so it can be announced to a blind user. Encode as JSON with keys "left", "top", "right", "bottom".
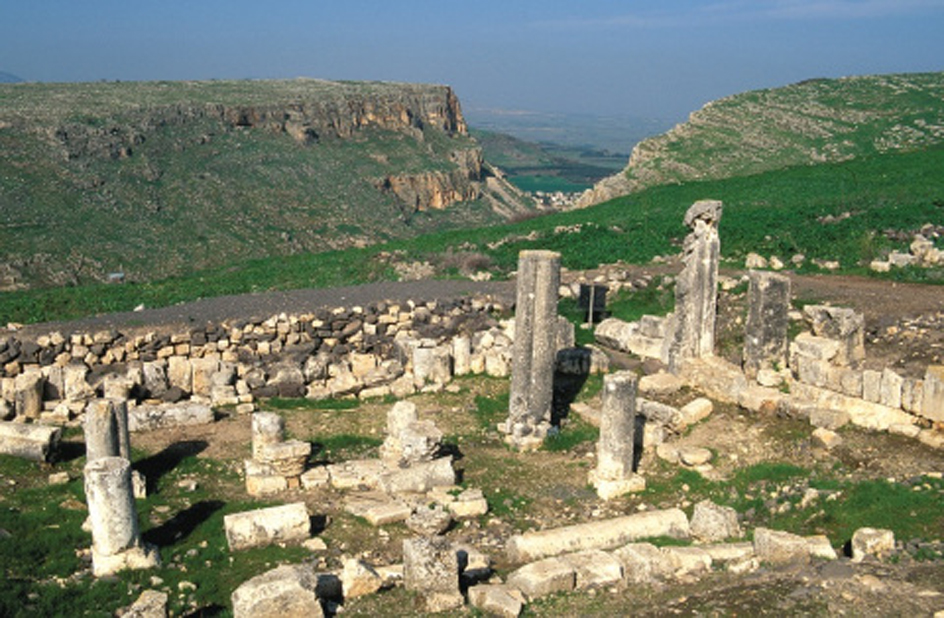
{"left": 578, "top": 72, "right": 944, "bottom": 208}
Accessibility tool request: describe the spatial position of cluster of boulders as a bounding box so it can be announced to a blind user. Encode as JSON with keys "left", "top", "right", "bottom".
{"left": 871, "top": 231, "right": 944, "bottom": 272}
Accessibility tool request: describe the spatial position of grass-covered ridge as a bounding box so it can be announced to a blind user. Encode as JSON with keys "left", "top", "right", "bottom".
{"left": 2, "top": 142, "right": 942, "bottom": 325}
{"left": 617, "top": 71, "right": 944, "bottom": 193}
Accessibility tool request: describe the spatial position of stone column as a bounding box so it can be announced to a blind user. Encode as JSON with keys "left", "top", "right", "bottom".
{"left": 505, "top": 250, "right": 561, "bottom": 449}
{"left": 251, "top": 412, "right": 285, "bottom": 460}
{"left": 84, "top": 399, "right": 120, "bottom": 462}
{"left": 665, "top": 200, "right": 723, "bottom": 373}
{"left": 84, "top": 456, "right": 159, "bottom": 576}
{"left": 743, "top": 270, "right": 791, "bottom": 380}
{"left": 589, "top": 371, "right": 645, "bottom": 499}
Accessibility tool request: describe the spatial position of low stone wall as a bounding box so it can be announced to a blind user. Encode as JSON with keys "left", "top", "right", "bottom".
{"left": 0, "top": 295, "right": 523, "bottom": 426}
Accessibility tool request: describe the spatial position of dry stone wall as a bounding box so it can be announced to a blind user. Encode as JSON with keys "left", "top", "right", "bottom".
{"left": 0, "top": 295, "right": 520, "bottom": 428}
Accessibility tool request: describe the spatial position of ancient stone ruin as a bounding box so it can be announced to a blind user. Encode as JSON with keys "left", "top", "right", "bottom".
{"left": 503, "top": 249, "right": 562, "bottom": 450}
{"left": 2, "top": 197, "right": 943, "bottom": 615}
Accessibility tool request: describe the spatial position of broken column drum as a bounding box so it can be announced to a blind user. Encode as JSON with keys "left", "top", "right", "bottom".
{"left": 743, "top": 270, "right": 791, "bottom": 379}
{"left": 251, "top": 411, "right": 285, "bottom": 460}
{"left": 590, "top": 370, "right": 645, "bottom": 499}
{"left": 84, "top": 399, "right": 131, "bottom": 462}
{"left": 665, "top": 200, "right": 723, "bottom": 373}
{"left": 84, "top": 456, "right": 159, "bottom": 576}
{"left": 506, "top": 250, "right": 561, "bottom": 447}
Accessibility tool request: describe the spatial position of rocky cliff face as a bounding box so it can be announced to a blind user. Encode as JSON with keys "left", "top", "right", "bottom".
{"left": 578, "top": 72, "right": 944, "bottom": 208}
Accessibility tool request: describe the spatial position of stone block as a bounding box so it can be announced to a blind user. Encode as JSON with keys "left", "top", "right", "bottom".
{"left": 119, "top": 590, "right": 168, "bottom": 618}
{"left": 506, "top": 557, "right": 575, "bottom": 600}
{"left": 507, "top": 509, "right": 690, "bottom": 563}
{"left": 344, "top": 491, "right": 412, "bottom": 526}
{"left": 638, "top": 372, "right": 682, "bottom": 396}
{"left": 791, "top": 333, "right": 840, "bottom": 363}
{"left": 559, "top": 550, "right": 623, "bottom": 589}
{"left": 806, "top": 535, "right": 838, "bottom": 560}
{"left": 921, "top": 366, "right": 944, "bottom": 423}
{"left": 224, "top": 503, "right": 310, "bottom": 551}
{"left": 467, "top": 584, "right": 525, "bottom": 618}
{"left": 862, "top": 370, "right": 882, "bottom": 403}
{"left": 402, "top": 536, "right": 463, "bottom": 612}
{"left": 662, "top": 546, "right": 712, "bottom": 580}
{"left": 13, "top": 371, "right": 44, "bottom": 420}
{"left": 231, "top": 564, "right": 325, "bottom": 618}
{"left": 690, "top": 499, "right": 742, "bottom": 542}
{"left": 851, "top": 527, "right": 895, "bottom": 562}
{"left": 378, "top": 456, "right": 454, "bottom": 494}
{"left": 811, "top": 427, "right": 842, "bottom": 450}
{"left": 702, "top": 541, "right": 755, "bottom": 566}
{"left": 300, "top": 466, "right": 330, "bottom": 489}
{"left": 789, "top": 383, "right": 914, "bottom": 431}
{"left": 244, "top": 460, "right": 289, "bottom": 497}
{"left": 880, "top": 368, "right": 903, "bottom": 409}
{"left": 809, "top": 408, "right": 850, "bottom": 430}
{"left": 128, "top": 402, "right": 214, "bottom": 432}
{"left": 838, "top": 369, "right": 864, "bottom": 398}
{"left": 901, "top": 378, "right": 923, "bottom": 414}
{"left": 341, "top": 558, "right": 383, "bottom": 599}
{"left": 326, "top": 459, "right": 384, "bottom": 490}
{"left": 612, "top": 542, "right": 674, "bottom": 584}
{"left": 406, "top": 504, "right": 452, "bottom": 536}
{"left": 918, "top": 429, "right": 944, "bottom": 449}
{"left": 753, "top": 527, "right": 810, "bottom": 566}
{"left": 802, "top": 305, "right": 865, "bottom": 366}
{"left": 676, "top": 398, "right": 713, "bottom": 430}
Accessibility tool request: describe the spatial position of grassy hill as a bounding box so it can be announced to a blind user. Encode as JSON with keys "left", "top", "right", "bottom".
{"left": 0, "top": 79, "right": 530, "bottom": 289}
{"left": 581, "top": 72, "right": 944, "bottom": 206}
{"left": 3, "top": 141, "right": 942, "bottom": 325}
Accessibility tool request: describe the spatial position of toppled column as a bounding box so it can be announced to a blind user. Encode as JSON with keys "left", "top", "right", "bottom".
{"left": 665, "top": 200, "right": 723, "bottom": 373}
{"left": 84, "top": 456, "right": 160, "bottom": 576}
{"left": 0, "top": 421, "right": 61, "bottom": 462}
{"left": 589, "top": 371, "right": 645, "bottom": 499}
{"left": 743, "top": 270, "right": 791, "bottom": 380}
{"left": 505, "top": 250, "right": 562, "bottom": 450}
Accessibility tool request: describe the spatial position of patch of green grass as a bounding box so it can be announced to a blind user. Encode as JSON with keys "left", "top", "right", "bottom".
{"left": 485, "top": 487, "right": 531, "bottom": 520}
{"left": 606, "top": 283, "right": 676, "bottom": 322}
{"left": 315, "top": 434, "right": 382, "bottom": 459}
{"left": 472, "top": 392, "right": 509, "bottom": 431}
{"left": 264, "top": 397, "right": 361, "bottom": 411}
{"left": 542, "top": 417, "right": 599, "bottom": 452}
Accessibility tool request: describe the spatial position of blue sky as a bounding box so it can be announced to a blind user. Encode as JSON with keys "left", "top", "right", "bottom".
{"left": 2, "top": 1, "right": 943, "bottom": 122}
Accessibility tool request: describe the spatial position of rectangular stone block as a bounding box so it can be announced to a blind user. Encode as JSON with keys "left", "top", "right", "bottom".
{"left": 921, "top": 366, "right": 944, "bottom": 423}
{"left": 861, "top": 370, "right": 882, "bottom": 403}
{"left": 128, "top": 402, "right": 214, "bottom": 432}
{"left": 224, "top": 502, "right": 310, "bottom": 551}
{"left": 901, "top": 378, "right": 923, "bottom": 414}
{"left": 880, "top": 368, "right": 903, "bottom": 409}
{"left": 506, "top": 557, "right": 575, "bottom": 600}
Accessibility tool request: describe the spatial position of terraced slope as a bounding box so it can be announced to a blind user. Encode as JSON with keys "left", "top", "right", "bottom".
{"left": 580, "top": 72, "right": 944, "bottom": 206}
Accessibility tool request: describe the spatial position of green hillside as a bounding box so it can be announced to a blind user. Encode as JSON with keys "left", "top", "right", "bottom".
{"left": 3, "top": 142, "right": 942, "bottom": 325}
{"left": 0, "top": 79, "right": 529, "bottom": 289}
{"left": 581, "top": 72, "right": 944, "bottom": 206}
